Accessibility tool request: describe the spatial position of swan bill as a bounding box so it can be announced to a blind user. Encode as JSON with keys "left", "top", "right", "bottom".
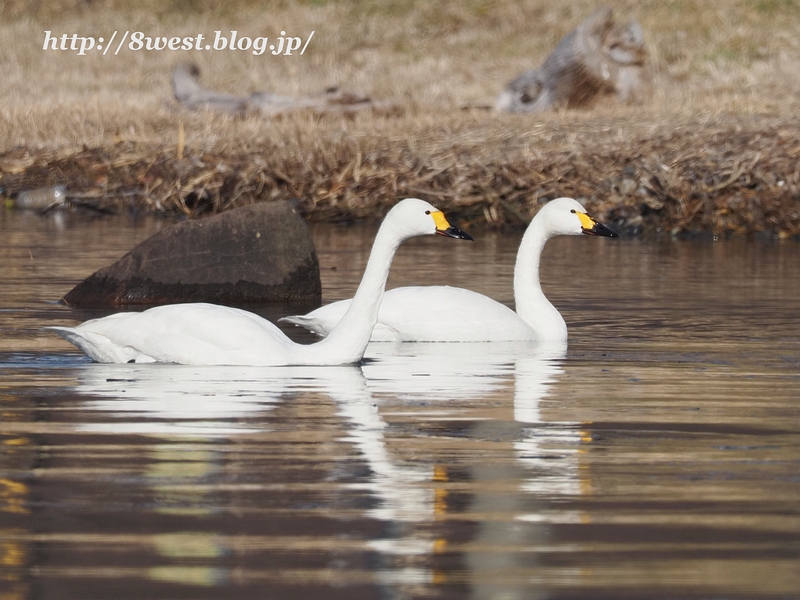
{"left": 437, "top": 225, "right": 473, "bottom": 240}
{"left": 576, "top": 212, "right": 618, "bottom": 238}
{"left": 431, "top": 210, "right": 474, "bottom": 240}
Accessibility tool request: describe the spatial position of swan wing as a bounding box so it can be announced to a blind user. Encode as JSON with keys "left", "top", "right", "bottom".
{"left": 280, "top": 301, "right": 401, "bottom": 342}
{"left": 378, "top": 286, "right": 535, "bottom": 342}
{"left": 52, "top": 303, "right": 296, "bottom": 365}
{"left": 283, "top": 286, "right": 536, "bottom": 342}
{"left": 48, "top": 325, "right": 158, "bottom": 363}
{"left": 279, "top": 307, "right": 344, "bottom": 338}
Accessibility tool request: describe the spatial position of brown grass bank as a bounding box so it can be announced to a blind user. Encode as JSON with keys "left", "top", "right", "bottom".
{"left": 1, "top": 0, "right": 799, "bottom": 236}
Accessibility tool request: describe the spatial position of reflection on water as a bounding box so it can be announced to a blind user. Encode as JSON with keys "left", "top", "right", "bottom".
{"left": 75, "top": 364, "right": 282, "bottom": 436}
{"left": 2, "top": 210, "right": 800, "bottom": 599}
{"left": 514, "top": 352, "right": 585, "bottom": 500}
{"left": 2, "top": 344, "right": 576, "bottom": 598}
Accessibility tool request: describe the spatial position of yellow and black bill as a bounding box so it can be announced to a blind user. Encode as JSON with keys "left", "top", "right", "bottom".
{"left": 576, "top": 211, "right": 619, "bottom": 237}
{"left": 432, "top": 211, "right": 474, "bottom": 240}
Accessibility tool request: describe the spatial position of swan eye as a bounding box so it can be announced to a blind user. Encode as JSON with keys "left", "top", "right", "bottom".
{"left": 425, "top": 210, "right": 431, "bottom": 215}
{"left": 570, "top": 209, "right": 576, "bottom": 214}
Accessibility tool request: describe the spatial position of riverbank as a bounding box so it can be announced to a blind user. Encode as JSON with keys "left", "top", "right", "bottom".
{"left": 1, "top": 0, "right": 799, "bottom": 237}
{"left": 2, "top": 111, "right": 798, "bottom": 237}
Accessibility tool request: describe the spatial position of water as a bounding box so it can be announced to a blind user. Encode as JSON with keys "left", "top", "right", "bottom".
{"left": 1, "top": 209, "right": 799, "bottom": 599}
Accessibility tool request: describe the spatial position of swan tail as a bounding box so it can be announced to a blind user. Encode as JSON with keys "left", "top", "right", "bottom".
{"left": 278, "top": 315, "right": 402, "bottom": 343}
{"left": 277, "top": 316, "right": 331, "bottom": 338}
{"left": 46, "top": 326, "right": 156, "bottom": 364}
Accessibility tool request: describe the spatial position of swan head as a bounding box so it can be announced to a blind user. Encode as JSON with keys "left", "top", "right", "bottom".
{"left": 387, "top": 198, "right": 473, "bottom": 241}
{"left": 539, "top": 197, "right": 618, "bottom": 238}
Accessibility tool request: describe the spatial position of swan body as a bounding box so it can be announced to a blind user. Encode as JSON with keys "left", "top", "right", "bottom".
{"left": 280, "top": 197, "right": 617, "bottom": 343}
{"left": 284, "top": 285, "right": 531, "bottom": 342}
{"left": 49, "top": 198, "right": 472, "bottom": 365}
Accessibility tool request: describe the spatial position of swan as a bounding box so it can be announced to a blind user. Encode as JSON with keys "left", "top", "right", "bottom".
{"left": 48, "top": 198, "right": 472, "bottom": 366}
{"left": 280, "top": 197, "right": 617, "bottom": 343}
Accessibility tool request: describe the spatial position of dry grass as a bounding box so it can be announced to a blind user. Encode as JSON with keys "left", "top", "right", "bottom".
{"left": 1, "top": 0, "right": 799, "bottom": 235}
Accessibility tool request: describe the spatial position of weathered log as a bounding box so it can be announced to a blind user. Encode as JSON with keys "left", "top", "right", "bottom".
{"left": 496, "top": 7, "right": 646, "bottom": 113}
{"left": 171, "top": 62, "right": 249, "bottom": 113}
{"left": 171, "top": 62, "right": 394, "bottom": 117}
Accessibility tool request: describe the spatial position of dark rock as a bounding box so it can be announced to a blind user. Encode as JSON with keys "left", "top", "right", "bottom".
{"left": 63, "top": 200, "right": 321, "bottom": 307}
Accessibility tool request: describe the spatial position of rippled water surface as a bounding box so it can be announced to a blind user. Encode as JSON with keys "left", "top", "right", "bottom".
{"left": 1, "top": 210, "right": 799, "bottom": 599}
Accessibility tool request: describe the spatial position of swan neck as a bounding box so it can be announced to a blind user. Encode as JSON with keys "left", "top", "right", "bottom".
{"left": 513, "top": 218, "right": 568, "bottom": 341}
{"left": 318, "top": 224, "right": 401, "bottom": 360}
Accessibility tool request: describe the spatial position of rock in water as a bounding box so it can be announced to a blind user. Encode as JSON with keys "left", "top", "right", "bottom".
{"left": 63, "top": 201, "right": 321, "bottom": 307}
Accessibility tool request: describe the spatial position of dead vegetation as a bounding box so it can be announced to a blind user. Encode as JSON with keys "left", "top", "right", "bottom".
{"left": 1, "top": 1, "right": 799, "bottom": 237}
{"left": 2, "top": 112, "right": 798, "bottom": 237}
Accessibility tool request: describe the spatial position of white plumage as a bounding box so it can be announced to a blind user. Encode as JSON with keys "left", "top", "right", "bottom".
{"left": 49, "top": 198, "right": 471, "bottom": 365}
{"left": 281, "top": 197, "right": 617, "bottom": 343}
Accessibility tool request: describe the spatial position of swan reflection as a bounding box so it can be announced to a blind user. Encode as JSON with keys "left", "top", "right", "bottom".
{"left": 66, "top": 341, "right": 585, "bottom": 596}
{"left": 75, "top": 363, "right": 291, "bottom": 436}
{"left": 327, "top": 367, "right": 433, "bottom": 523}
{"left": 71, "top": 341, "right": 582, "bottom": 507}
{"left": 363, "top": 341, "right": 524, "bottom": 400}
{"left": 71, "top": 361, "right": 442, "bottom": 524}
{"left": 512, "top": 342, "right": 584, "bottom": 500}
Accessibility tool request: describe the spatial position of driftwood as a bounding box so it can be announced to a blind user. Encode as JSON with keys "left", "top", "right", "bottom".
{"left": 171, "top": 62, "right": 395, "bottom": 117}
{"left": 171, "top": 63, "right": 250, "bottom": 113}
{"left": 496, "top": 7, "right": 646, "bottom": 113}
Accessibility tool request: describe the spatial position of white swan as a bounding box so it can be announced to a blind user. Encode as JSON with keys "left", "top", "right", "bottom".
{"left": 48, "top": 198, "right": 472, "bottom": 366}
{"left": 280, "top": 197, "right": 617, "bottom": 343}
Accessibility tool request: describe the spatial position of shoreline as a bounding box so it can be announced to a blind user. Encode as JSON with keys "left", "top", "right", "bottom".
{"left": 2, "top": 112, "right": 798, "bottom": 239}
